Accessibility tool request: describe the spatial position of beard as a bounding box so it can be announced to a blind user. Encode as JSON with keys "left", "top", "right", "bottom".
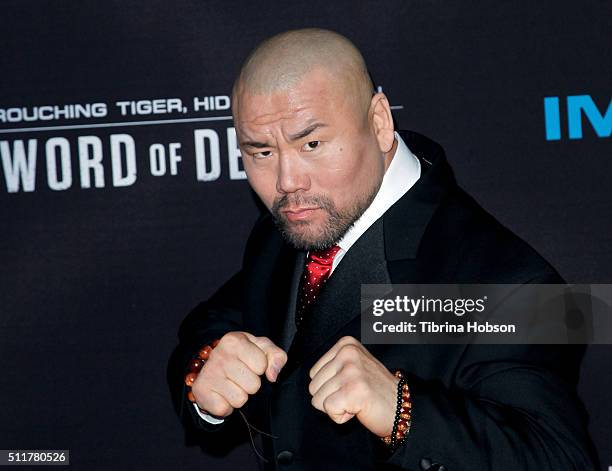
{"left": 270, "top": 183, "right": 380, "bottom": 251}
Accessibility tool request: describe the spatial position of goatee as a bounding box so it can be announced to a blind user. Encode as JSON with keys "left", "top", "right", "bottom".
{"left": 270, "top": 185, "right": 379, "bottom": 251}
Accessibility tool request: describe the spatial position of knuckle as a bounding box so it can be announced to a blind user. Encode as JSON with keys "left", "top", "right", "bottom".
{"left": 323, "top": 395, "right": 340, "bottom": 414}
{"left": 221, "top": 331, "right": 244, "bottom": 348}
{"left": 205, "top": 350, "right": 224, "bottom": 368}
{"left": 232, "top": 391, "right": 248, "bottom": 408}
{"left": 247, "top": 361, "right": 264, "bottom": 377}
{"left": 337, "top": 344, "right": 360, "bottom": 361}
{"left": 220, "top": 332, "right": 236, "bottom": 345}
{"left": 339, "top": 335, "right": 357, "bottom": 345}
{"left": 244, "top": 376, "right": 261, "bottom": 395}
{"left": 253, "top": 355, "right": 268, "bottom": 376}
{"left": 276, "top": 349, "right": 288, "bottom": 364}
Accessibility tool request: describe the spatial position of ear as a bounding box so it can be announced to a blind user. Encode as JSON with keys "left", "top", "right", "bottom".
{"left": 369, "top": 92, "right": 395, "bottom": 153}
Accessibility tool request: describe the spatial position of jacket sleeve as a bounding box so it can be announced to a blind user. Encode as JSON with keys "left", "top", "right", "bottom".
{"left": 378, "top": 277, "right": 600, "bottom": 470}
{"left": 380, "top": 344, "right": 598, "bottom": 470}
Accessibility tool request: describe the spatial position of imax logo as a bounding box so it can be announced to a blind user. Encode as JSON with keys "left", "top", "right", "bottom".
{"left": 544, "top": 95, "right": 611, "bottom": 140}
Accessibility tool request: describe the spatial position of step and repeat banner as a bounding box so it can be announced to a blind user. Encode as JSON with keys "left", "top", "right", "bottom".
{"left": 1, "top": 1, "right": 610, "bottom": 469}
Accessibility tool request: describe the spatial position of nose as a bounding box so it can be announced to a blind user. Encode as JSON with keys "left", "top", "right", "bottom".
{"left": 276, "top": 149, "right": 310, "bottom": 194}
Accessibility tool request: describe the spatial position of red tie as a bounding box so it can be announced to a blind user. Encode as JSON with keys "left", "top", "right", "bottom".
{"left": 296, "top": 245, "right": 341, "bottom": 328}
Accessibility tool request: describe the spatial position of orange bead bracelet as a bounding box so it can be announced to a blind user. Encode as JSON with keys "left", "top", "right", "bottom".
{"left": 185, "top": 339, "right": 220, "bottom": 409}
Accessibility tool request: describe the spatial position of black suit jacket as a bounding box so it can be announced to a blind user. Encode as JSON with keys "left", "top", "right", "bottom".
{"left": 172, "top": 131, "right": 598, "bottom": 470}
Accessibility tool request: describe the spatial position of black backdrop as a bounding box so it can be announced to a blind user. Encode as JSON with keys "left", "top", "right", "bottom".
{"left": 1, "top": 1, "right": 610, "bottom": 469}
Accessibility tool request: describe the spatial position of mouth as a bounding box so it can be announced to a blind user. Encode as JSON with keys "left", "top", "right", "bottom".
{"left": 281, "top": 207, "right": 320, "bottom": 222}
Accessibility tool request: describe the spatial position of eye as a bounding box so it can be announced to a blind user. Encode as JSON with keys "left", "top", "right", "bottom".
{"left": 253, "top": 150, "right": 272, "bottom": 159}
{"left": 302, "top": 141, "right": 320, "bottom": 151}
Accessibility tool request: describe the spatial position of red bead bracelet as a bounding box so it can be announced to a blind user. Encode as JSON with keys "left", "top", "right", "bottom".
{"left": 185, "top": 339, "right": 220, "bottom": 405}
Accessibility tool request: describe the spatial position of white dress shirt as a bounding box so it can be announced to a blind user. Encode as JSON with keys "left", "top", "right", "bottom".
{"left": 194, "top": 131, "right": 421, "bottom": 423}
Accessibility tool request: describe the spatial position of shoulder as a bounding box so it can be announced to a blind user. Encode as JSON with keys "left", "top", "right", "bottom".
{"left": 242, "top": 211, "right": 285, "bottom": 264}
{"left": 421, "top": 186, "right": 562, "bottom": 283}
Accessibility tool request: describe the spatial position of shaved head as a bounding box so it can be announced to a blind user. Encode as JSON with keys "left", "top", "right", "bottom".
{"left": 232, "top": 28, "right": 396, "bottom": 251}
{"left": 232, "top": 28, "right": 375, "bottom": 120}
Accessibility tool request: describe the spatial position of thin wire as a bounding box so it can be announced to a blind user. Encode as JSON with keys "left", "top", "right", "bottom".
{"left": 238, "top": 410, "right": 278, "bottom": 463}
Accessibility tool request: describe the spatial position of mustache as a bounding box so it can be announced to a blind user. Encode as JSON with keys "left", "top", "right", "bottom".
{"left": 271, "top": 193, "right": 336, "bottom": 214}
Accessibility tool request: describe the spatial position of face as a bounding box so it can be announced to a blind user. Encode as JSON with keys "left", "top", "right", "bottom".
{"left": 234, "top": 68, "right": 395, "bottom": 251}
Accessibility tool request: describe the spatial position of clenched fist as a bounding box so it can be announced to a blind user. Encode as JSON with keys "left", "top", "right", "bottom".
{"left": 308, "top": 336, "right": 399, "bottom": 437}
{"left": 191, "top": 331, "right": 287, "bottom": 417}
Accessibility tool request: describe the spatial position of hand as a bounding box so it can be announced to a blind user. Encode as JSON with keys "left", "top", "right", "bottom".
{"left": 308, "top": 336, "right": 399, "bottom": 437}
{"left": 192, "top": 331, "right": 287, "bottom": 417}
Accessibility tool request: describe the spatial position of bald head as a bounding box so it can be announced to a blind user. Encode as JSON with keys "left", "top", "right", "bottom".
{"left": 232, "top": 28, "right": 375, "bottom": 118}
{"left": 231, "top": 29, "right": 397, "bottom": 251}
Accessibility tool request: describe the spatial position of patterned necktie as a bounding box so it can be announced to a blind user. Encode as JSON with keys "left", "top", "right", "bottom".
{"left": 295, "top": 245, "right": 341, "bottom": 328}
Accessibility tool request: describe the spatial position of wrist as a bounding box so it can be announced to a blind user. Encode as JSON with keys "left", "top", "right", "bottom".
{"left": 375, "top": 374, "right": 401, "bottom": 438}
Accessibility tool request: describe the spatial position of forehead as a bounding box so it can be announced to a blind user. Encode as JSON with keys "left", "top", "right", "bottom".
{"left": 234, "top": 70, "right": 350, "bottom": 132}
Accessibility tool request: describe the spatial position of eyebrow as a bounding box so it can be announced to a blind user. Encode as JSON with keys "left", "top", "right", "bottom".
{"left": 240, "top": 140, "right": 270, "bottom": 149}
{"left": 240, "top": 122, "right": 328, "bottom": 148}
{"left": 288, "top": 122, "right": 328, "bottom": 141}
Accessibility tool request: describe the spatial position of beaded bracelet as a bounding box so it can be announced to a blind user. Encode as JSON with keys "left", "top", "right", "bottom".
{"left": 381, "top": 370, "right": 412, "bottom": 450}
{"left": 184, "top": 339, "right": 220, "bottom": 406}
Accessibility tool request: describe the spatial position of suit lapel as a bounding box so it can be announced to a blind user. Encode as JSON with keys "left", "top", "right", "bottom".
{"left": 276, "top": 250, "right": 306, "bottom": 352}
{"left": 383, "top": 130, "right": 455, "bottom": 262}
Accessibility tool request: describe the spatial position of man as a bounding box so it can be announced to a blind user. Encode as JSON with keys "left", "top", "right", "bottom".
{"left": 173, "top": 28, "right": 598, "bottom": 470}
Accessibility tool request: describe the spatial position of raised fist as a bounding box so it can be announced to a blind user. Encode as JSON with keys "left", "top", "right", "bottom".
{"left": 191, "top": 331, "right": 288, "bottom": 417}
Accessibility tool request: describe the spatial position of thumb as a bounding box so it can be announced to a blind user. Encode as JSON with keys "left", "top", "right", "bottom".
{"left": 247, "top": 334, "right": 288, "bottom": 382}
